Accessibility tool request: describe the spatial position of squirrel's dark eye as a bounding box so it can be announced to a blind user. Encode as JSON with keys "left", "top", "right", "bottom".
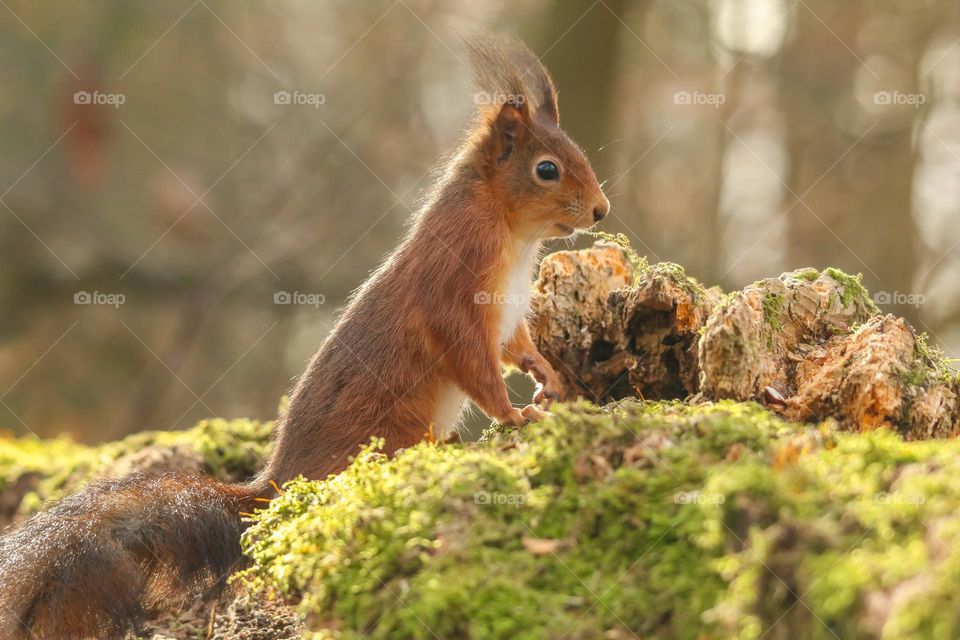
{"left": 536, "top": 160, "right": 560, "bottom": 181}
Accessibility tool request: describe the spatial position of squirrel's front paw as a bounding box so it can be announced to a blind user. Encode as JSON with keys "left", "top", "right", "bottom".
{"left": 521, "top": 404, "right": 551, "bottom": 423}
{"left": 521, "top": 356, "right": 564, "bottom": 407}
{"left": 533, "top": 381, "right": 563, "bottom": 408}
{"left": 500, "top": 407, "right": 529, "bottom": 428}
{"left": 532, "top": 370, "right": 564, "bottom": 408}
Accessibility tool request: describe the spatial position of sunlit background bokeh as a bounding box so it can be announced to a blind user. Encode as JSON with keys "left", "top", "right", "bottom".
{"left": 1, "top": 0, "right": 958, "bottom": 442}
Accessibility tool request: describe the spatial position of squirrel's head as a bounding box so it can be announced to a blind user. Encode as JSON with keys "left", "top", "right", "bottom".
{"left": 465, "top": 36, "right": 609, "bottom": 239}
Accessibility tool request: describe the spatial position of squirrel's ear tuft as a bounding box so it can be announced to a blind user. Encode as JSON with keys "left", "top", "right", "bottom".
{"left": 463, "top": 34, "right": 557, "bottom": 125}
{"left": 506, "top": 41, "right": 559, "bottom": 125}
{"left": 465, "top": 35, "right": 534, "bottom": 170}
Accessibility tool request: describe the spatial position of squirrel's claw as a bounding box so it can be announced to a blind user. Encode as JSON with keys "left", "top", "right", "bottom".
{"left": 521, "top": 404, "right": 551, "bottom": 423}
{"left": 520, "top": 354, "right": 564, "bottom": 408}
{"left": 534, "top": 384, "right": 562, "bottom": 408}
{"left": 500, "top": 404, "right": 551, "bottom": 427}
{"left": 501, "top": 407, "right": 529, "bottom": 427}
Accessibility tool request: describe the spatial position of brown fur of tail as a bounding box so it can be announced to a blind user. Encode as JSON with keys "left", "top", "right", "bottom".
{"left": 0, "top": 472, "right": 259, "bottom": 639}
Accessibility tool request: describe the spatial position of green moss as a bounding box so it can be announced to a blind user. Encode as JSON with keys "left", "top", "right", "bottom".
{"left": 823, "top": 268, "right": 879, "bottom": 314}
{"left": 590, "top": 231, "right": 708, "bottom": 304}
{"left": 590, "top": 230, "right": 648, "bottom": 277}
{"left": 6, "top": 398, "right": 960, "bottom": 637}
{"left": 762, "top": 290, "right": 785, "bottom": 331}
{"left": 899, "top": 332, "right": 959, "bottom": 389}
{"left": 0, "top": 434, "right": 91, "bottom": 496}
{"left": 0, "top": 416, "right": 272, "bottom": 516}
{"left": 793, "top": 267, "right": 821, "bottom": 282}
{"left": 237, "top": 402, "right": 789, "bottom": 639}
{"left": 710, "top": 430, "right": 960, "bottom": 639}
{"left": 645, "top": 261, "right": 708, "bottom": 300}
{"left": 236, "top": 401, "right": 960, "bottom": 639}
{"left": 908, "top": 332, "right": 960, "bottom": 387}
{"left": 711, "top": 290, "right": 738, "bottom": 315}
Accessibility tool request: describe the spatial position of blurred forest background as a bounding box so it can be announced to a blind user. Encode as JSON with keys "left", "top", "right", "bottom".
{"left": 1, "top": 0, "right": 959, "bottom": 442}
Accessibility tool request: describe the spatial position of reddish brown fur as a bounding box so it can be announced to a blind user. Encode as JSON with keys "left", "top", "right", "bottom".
{"left": 0, "top": 36, "right": 608, "bottom": 639}
{"left": 0, "top": 474, "right": 254, "bottom": 639}
{"left": 262, "top": 37, "right": 608, "bottom": 483}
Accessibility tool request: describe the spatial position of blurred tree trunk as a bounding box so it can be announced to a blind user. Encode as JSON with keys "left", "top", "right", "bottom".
{"left": 532, "top": 0, "right": 629, "bottom": 171}
{"left": 701, "top": 0, "right": 734, "bottom": 284}
{"left": 537, "top": 1, "right": 727, "bottom": 284}
{"left": 779, "top": 1, "right": 931, "bottom": 323}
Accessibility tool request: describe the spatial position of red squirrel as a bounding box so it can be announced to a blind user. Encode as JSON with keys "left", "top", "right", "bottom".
{"left": 0, "top": 36, "right": 609, "bottom": 639}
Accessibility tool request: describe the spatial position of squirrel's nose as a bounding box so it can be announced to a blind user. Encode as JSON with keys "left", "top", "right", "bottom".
{"left": 592, "top": 196, "right": 610, "bottom": 222}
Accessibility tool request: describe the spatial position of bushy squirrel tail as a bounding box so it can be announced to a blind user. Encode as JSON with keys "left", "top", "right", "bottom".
{"left": 0, "top": 472, "right": 262, "bottom": 639}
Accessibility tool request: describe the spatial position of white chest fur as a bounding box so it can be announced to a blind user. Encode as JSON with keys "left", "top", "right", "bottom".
{"left": 429, "top": 241, "right": 540, "bottom": 439}
{"left": 497, "top": 241, "right": 540, "bottom": 346}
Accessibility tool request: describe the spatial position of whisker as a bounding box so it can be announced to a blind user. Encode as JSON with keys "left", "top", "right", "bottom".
{"left": 597, "top": 137, "right": 627, "bottom": 152}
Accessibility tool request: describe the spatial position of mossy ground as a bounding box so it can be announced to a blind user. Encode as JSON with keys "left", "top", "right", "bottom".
{"left": 0, "top": 416, "right": 271, "bottom": 520}
{"left": 235, "top": 401, "right": 960, "bottom": 640}
{"left": 6, "top": 401, "right": 960, "bottom": 639}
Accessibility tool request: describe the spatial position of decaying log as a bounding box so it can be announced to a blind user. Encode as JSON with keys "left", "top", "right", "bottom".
{"left": 532, "top": 242, "right": 960, "bottom": 439}
{"left": 786, "top": 315, "right": 960, "bottom": 438}
{"left": 531, "top": 244, "right": 718, "bottom": 402}
{"left": 531, "top": 245, "right": 632, "bottom": 402}
{"left": 699, "top": 268, "right": 878, "bottom": 400}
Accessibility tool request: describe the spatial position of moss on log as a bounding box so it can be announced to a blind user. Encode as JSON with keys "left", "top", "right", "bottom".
{"left": 699, "top": 267, "right": 877, "bottom": 400}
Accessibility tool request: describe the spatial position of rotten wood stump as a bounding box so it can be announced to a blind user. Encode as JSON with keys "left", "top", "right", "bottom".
{"left": 531, "top": 245, "right": 718, "bottom": 403}
{"left": 531, "top": 242, "right": 960, "bottom": 439}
